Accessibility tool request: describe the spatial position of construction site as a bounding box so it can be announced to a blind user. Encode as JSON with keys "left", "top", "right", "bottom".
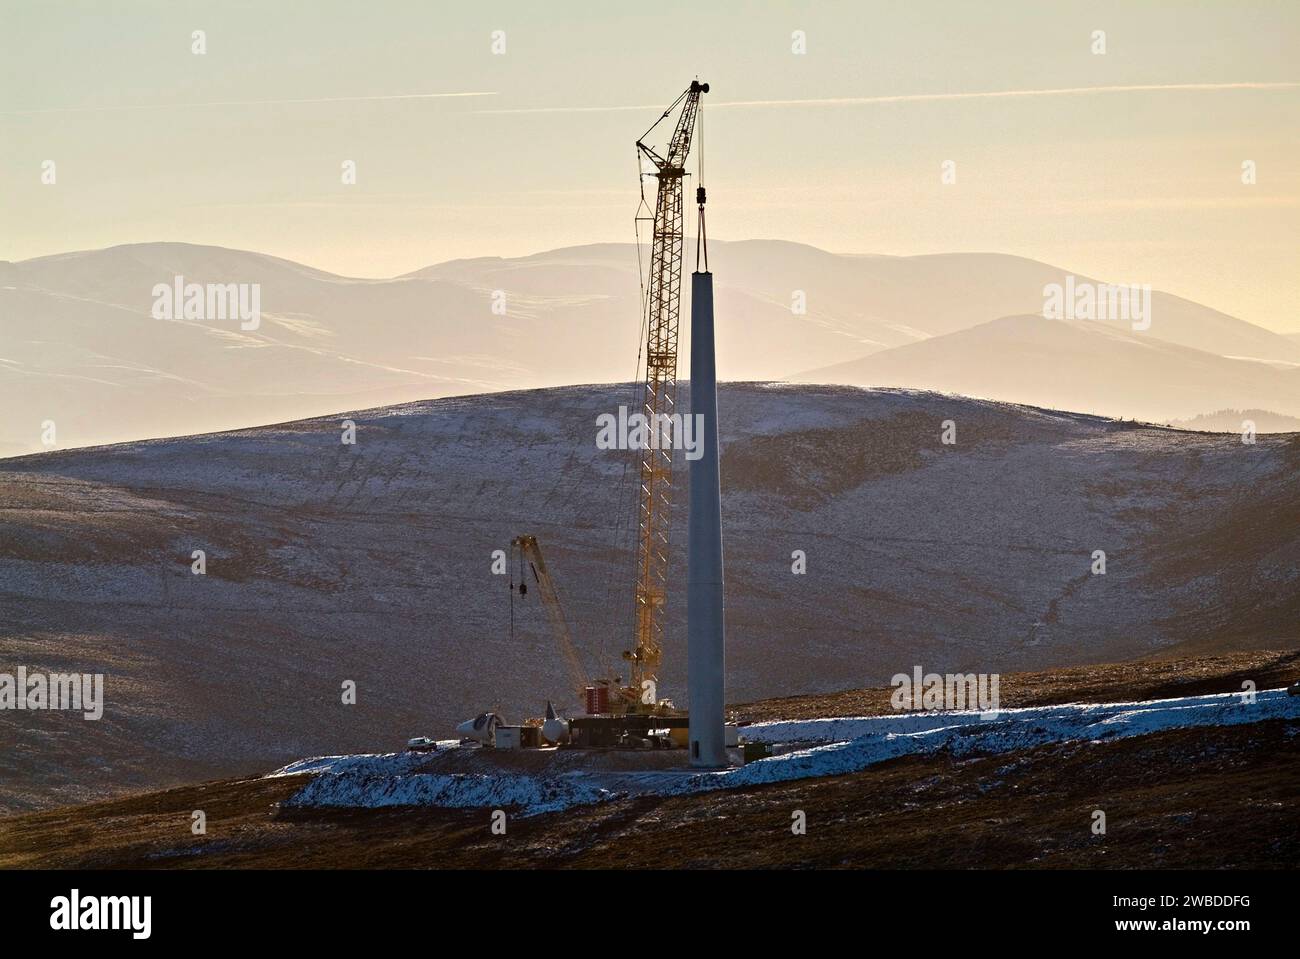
{"left": 438, "top": 79, "right": 756, "bottom": 770}
{"left": 5, "top": 3, "right": 1300, "bottom": 942}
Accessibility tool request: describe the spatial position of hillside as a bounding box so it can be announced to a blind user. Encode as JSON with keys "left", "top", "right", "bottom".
{"left": 2, "top": 652, "right": 1296, "bottom": 870}
{"left": 4, "top": 241, "right": 1298, "bottom": 454}
{"left": 794, "top": 314, "right": 1300, "bottom": 424}
{"left": 1167, "top": 409, "right": 1300, "bottom": 433}
{"left": 1, "top": 384, "right": 1297, "bottom": 813}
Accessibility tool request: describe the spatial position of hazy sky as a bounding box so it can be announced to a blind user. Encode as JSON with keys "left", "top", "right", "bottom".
{"left": 3, "top": 0, "right": 1297, "bottom": 331}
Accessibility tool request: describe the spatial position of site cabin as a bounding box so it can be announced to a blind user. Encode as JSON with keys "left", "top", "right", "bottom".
{"left": 482, "top": 716, "right": 686, "bottom": 750}
{"left": 566, "top": 717, "right": 741, "bottom": 750}
{"left": 487, "top": 716, "right": 744, "bottom": 753}
{"left": 566, "top": 715, "right": 690, "bottom": 749}
{"left": 493, "top": 726, "right": 543, "bottom": 750}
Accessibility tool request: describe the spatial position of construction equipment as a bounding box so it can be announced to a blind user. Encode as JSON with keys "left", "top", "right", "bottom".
{"left": 621, "top": 79, "right": 708, "bottom": 715}
{"left": 510, "top": 535, "right": 589, "bottom": 704}
{"left": 541, "top": 701, "right": 569, "bottom": 744}
{"left": 456, "top": 712, "right": 506, "bottom": 745}
{"left": 467, "top": 82, "right": 709, "bottom": 750}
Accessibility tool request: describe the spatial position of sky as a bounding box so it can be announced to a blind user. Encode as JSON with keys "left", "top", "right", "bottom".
{"left": 2, "top": 0, "right": 1298, "bottom": 332}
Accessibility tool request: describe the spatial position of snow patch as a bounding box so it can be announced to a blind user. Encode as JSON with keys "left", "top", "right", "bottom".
{"left": 272, "top": 689, "right": 1299, "bottom": 815}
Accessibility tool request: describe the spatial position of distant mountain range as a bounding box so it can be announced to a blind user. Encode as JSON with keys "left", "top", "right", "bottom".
{"left": 793, "top": 314, "right": 1300, "bottom": 425}
{"left": 1167, "top": 409, "right": 1300, "bottom": 433}
{"left": 2, "top": 240, "right": 1297, "bottom": 456}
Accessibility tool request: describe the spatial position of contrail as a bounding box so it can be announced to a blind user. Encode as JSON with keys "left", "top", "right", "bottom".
{"left": 1, "top": 91, "right": 496, "bottom": 116}
{"left": 10, "top": 82, "right": 1287, "bottom": 118}
{"left": 473, "top": 81, "right": 1300, "bottom": 115}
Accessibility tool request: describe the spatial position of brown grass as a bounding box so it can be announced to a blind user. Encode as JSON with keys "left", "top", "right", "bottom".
{"left": 1, "top": 651, "right": 1296, "bottom": 870}
{"left": 729, "top": 649, "right": 1300, "bottom": 723}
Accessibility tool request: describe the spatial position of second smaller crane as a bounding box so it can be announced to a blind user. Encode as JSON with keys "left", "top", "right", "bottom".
{"left": 501, "top": 533, "right": 688, "bottom": 748}
{"left": 510, "top": 535, "right": 590, "bottom": 706}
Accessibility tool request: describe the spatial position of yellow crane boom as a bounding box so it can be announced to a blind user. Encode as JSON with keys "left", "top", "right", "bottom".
{"left": 511, "top": 535, "right": 589, "bottom": 704}
{"left": 622, "top": 79, "right": 708, "bottom": 713}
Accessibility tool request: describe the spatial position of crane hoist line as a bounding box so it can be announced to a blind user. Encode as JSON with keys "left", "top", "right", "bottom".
{"left": 621, "top": 78, "right": 708, "bottom": 716}
{"left": 509, "top": 535, "right": 589, "bottom": 707}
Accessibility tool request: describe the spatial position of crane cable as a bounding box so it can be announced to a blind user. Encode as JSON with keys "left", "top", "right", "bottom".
{"left": 598, "top": 142, "right": 656, "bottom": 681}
{"left": 695, "top": 95, "right": 707, "bottom": 272}
{"left": 597, "top": 84, "right": 695, "bottom": 685}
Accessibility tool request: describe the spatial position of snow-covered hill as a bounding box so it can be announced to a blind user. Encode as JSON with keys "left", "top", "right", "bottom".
{"left": 0, "top": 384, "right": 1297, "bottom": 812}
{"left": 273, "top": 688, "right": 1300, "bottom": 816}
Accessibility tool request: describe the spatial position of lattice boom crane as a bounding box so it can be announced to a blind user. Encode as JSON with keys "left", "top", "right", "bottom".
{"left": 621, "top": 79, "right": 708, "bottom": 713}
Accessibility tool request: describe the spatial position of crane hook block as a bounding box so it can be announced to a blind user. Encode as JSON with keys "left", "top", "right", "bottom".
{"left": 696, "top": 186, "right": 707, "bottom": 206}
